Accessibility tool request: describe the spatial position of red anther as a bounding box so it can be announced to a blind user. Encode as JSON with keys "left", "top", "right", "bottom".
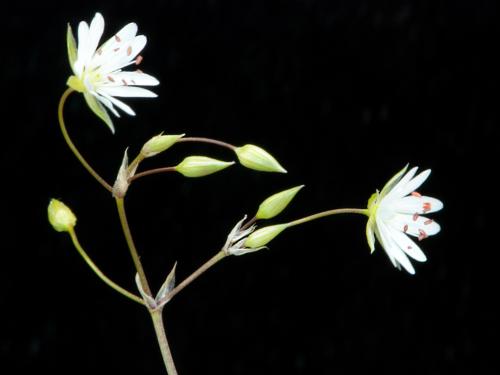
{"left": 107, "top": 76, "right": 115, "bottom": 82}
{"left": 127, "top": 46, "right": 132, "bottom": 56}
{"left": 418, "top": 229, "right": 428, "bottom": 241}
{"left": 135, "top": 55, "right": 143, "bottom": 65}
{"left": 424, "top": 219, "right": 433, "bottom": 225}
{"left": 411, "top": 191, "right": 422, "bottom": 197}
{"left": 113, "top": 48, "right": 120, "bottom": 52}
{"left": 122, "top": 79, "right": 128, "bottom": 86}
{"left": 115, "top": 35, "right": 122, "bottom": 42}
{"left": 407, "top": 246, "right": 413, "bottom": 250}
{"left": 423, "top": 202, "right": 432, "bottom": 213}
{"left": 413, "top": 213, "right": 419, "bottom": 221}
{"left": 403, "top": 224, "right": 408, "bottom": 233}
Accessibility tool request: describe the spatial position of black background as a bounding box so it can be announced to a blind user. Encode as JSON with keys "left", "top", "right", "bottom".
{"left": 2, "top": 1, "right": 498, "bottom": 374}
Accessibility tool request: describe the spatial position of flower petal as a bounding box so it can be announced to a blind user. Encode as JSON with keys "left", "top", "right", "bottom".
{"left": 383, "top": 166, "right": 418, "bottom": 201}
{"left": 395, "top": 169, "right": 432, "bottom": 199}
{"left": 74, "top": 20, "right": 90, "bottom": 76}
{"left": 386, "top": 225, "right": 427, "bottom": 262}
{"left": 104, "top": 71, "right": 159, "bottom": 86}
{"left": 379, "top": 165, "right": 411, "bottom": 199}
{"left": 388, "top": 213, "right": 441, "bottom": 238}
{"left": 390, "top": 195, "right": 444, "bottom": 215}
{"left": 83, "top": 13, "right": 104, "bottom": 67}
{"left": 376, "top": 218, "right": 416, "bottom": 274}
{"left": 99, "top": 86, "right": 157, "bottom": 98}
{"left": 96, "top": 90, "right": 136, "bottom": 116}
{"left": 98, "top": 35, "right": 147, "bottom": 75}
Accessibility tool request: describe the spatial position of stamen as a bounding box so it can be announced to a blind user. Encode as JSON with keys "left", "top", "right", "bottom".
{"left": 122, "top": 79, "right": 128, "bottom": 86}
{"left": 424, "top": 219, "right": 433, "bottom": 225}
{"left": 115, "top": 35, "right": 121, "bottom": 42}
{"left": 135, "top": 55, "right": 143, "bottom": 65}
{"left": 411, "top": 191, "right": 422, "bottom": 197}
{"left": 413, "top": 213, "right": 419, "bottom": 221}
{"left": 114, "top": 48, "right": 120, "bottom": 52}
{"left": 403, "top": 224, "right": 408, "bottom": 233}
{"left": 407, "top": 246, "right": 413, "bottom": 250}
{"left": 131, "top": 80, "right": 136, "bottom": 84}
{"left": 423, "top": 202, "right": 432, "bottom": 213}
{"left": 418, "top": 229, "right": 428, "bottom": 241}
{"left": 107, "top": 76, "right": 115, "bottom": 82}
{"left": 127, "top": 46, "right": 132, "bottom": 56}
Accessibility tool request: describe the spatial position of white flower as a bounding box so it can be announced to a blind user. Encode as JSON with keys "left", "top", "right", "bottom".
{"left": 67, "top": 12, "right": 159, "bottom": 133}
{"left": 222, "top": 216, "right": 266, "bottom": 256}
{"left": 366, "top": 165, "right": 443, "bottom": 274}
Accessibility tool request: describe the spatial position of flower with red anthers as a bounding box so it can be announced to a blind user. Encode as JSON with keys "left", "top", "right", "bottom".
{"left": 365, "top": 165, "right": 443, "bottom": 274}
{"left": 66, "top": 12, "right": 159, "bottom": 133}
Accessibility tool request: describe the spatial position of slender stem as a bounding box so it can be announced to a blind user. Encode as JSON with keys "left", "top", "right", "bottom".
{"left": 67, "top": 228, "right": 145, "bottom": 305}
{"left": 115, "top": 197, "right": 153, "bottom": 297}
{"left": 177, "top": 137, "right": 236, "bottom": 151}
{"left": 166, "top": 250, "right": 226, "bottom": 302}
{"left": 287, "top": 208, "right": 369, "bottom": 227}
{"left": 128, "top": 153, "right": 145, "bottom": 175}
{"left": 129, "top": 166, "right": 177, "bottom": 183}
{"left": 150, "top": 310, "right": 178, "bottom": 375}
{"left": 58, "top": 88, "right": 113, "bottom": 193}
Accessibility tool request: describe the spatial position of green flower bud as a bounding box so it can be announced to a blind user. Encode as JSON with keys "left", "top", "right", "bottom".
{"left": 256, "top": 185, "right": 304, "bottom": 220}
{"left": 175, "top": 156, "right": 235, "bottom": 177}
{"left": 48, "top": 199, "right": 77, "bottom": 232}
{"left": 234, "top": 144, "right": 287, "bottom": 173}
{"left": 141, "top": 133, "right": 185, "bottom": 158}
{"left": 244, "top": 224, "right": 288, "bottom": 248}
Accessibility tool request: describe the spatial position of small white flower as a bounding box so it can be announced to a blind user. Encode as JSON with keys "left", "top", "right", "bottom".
{"left": 223, "top": 216, "right": 266, "bottom": 256}
{"left": 67, "top": 12, "right": 159, "bottom": 133}
{"left": 366, "top": 165, "right": 443, "bottom": 274}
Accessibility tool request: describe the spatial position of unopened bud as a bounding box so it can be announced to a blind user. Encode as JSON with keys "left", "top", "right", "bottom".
{"left": 141, "top": 133, "right": 185, "bottom": 158}
{"left": 244, "top": 224, "right": 288, "bottom": 248}
{"left": 48, "top": 199, "right": 77, "bottom": 232}
{"left": 175, "top": 156, "right": 235, "bottom": 177}
{"left": 256, "top": 185, "right": 304, "bottom": 220}
{"left": 234, "top": 144, "right": 287, "bottom": 173}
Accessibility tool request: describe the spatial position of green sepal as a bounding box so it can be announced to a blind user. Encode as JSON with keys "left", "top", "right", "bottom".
{"left": 83, "top": 92, "right": 115, "bottom": 134}
{"left": 67, "top": 23, "right": 77, "bottom": 68}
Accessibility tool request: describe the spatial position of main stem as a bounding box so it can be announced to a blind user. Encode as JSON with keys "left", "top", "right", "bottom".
{"left": 115, "top": 197, "right": 152, "bottom": 297}
{"left": 58, "top": 88, "right": 113, "bottom": 193}
{"left": 151, "top": 310, "right": 178, "bottom": 375}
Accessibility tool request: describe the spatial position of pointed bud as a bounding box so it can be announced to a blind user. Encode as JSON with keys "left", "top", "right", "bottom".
{"left": 48, "top": 199, "right": 77, "bottom": 232}
{"left": 113, "top": 149, "right": 137, "bottom": 198}
{"left": 155, "top": 262, "right": 177, "bottom": 307}
{"left": 135, "top": 273, "right": 157, "bottom": 309}
{"left": 175, "top": 156, "right": 234, "bottom": 177}
{"left": 234, "top": 144, "right": 287, "bottom": 173}
{"left": 256, "top": 185, "right": 304, "bottom": 220}
{"left": 244, "top": 224, "right": 288, "bottom": 248}
{"left": 141, "top": 133, "right": 185, "bottom": 158}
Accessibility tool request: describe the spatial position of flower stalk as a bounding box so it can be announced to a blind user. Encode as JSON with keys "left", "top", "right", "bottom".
{"left": 58, "top": 87, "right": 113, "bottom": 193}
